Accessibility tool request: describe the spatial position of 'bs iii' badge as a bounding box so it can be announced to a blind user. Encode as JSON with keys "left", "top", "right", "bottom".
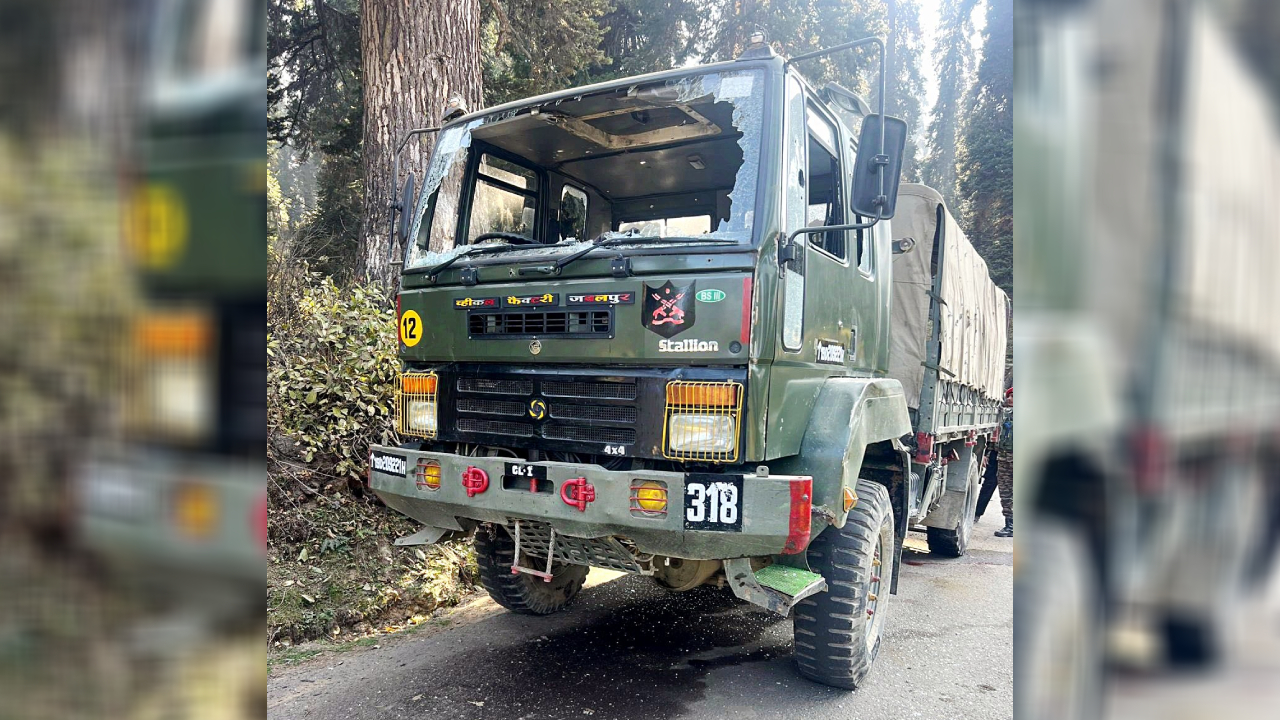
{"left": 642, "top": 281, "right": 695, "bottom": 338}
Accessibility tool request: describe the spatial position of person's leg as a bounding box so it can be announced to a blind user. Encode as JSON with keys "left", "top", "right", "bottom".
{"left": 975, "top": 447, "right": 999, "bottom": 521}
{"left": 995, "top": 448, "right": 1013, "bottom": 537}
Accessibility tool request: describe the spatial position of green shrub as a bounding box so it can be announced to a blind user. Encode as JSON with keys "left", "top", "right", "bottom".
{"left": 268, "top": 271, "right": 398, "bottom": 478}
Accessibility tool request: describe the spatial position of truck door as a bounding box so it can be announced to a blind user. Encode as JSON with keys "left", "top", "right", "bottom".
{"left": 768, "top": 75, "right": 883, "bottom": 456}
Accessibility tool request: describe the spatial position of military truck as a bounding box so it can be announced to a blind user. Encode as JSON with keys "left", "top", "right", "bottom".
{"left": 75, "top": 0, "right": 266, "bottom": 611}
{"left": 1017, "top": 0, "right": 1280, "bottom": 717}
{"left": 368, "top": 36, "right": 1007, "bottom": 689}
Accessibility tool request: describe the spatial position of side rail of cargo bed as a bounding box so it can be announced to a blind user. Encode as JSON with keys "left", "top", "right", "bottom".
{"left": 914, "top": 377, "right": 1003, "bottom": 439}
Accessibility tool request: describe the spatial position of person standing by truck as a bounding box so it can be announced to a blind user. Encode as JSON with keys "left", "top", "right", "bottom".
{"left": 977, "top": 386, "right": 1013, "bottom": 536}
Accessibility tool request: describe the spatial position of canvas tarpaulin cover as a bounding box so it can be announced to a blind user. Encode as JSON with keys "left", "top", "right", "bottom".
{"left": 889, "top": 184, "right": 1009, "bottom": 409}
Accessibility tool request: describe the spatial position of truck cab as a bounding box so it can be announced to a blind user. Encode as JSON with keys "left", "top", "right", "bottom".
{"left": 367, "top": 38, "right": 978, "bottom": 690}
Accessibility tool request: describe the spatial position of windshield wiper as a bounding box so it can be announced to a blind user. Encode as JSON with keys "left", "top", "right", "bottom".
{"left": 419, "top": 242, "right": 531, "bottom": 280}
{"left": 517, "top": 235, "right": 737, "bottom": 277}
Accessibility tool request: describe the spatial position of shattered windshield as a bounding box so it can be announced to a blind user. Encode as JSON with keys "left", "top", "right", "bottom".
{"left": 406, "top": 68, "right": 765, "bottom": 270}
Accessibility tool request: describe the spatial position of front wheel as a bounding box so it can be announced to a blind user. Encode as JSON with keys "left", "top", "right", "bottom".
{"left": 793, "top": 480, "right": 896, "bottom": 690}
{"left": 474, "top": 524, "right": 588, "bottom": 615}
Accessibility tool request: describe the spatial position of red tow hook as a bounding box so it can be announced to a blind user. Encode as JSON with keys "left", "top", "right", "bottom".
{"left": 461, "top": 466, "right": 490, "bottom": 497}
{"left": 560, "top": 477, "right": 595, "bottom": 512}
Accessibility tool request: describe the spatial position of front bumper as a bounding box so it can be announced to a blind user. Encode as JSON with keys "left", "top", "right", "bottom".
{"left": 76, "top": 449, "right": 266, "bottom": 583}
{"left": 369, "top": 446, "right": 812, "bottom": 560}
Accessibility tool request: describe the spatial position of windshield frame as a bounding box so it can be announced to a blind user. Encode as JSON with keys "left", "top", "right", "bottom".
{"left": 403, "top": 59, "right": 780, "bottom": 274}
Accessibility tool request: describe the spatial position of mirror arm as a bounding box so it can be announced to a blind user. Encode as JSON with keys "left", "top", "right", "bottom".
{"left": 387, "top": 126, "right": 443, "bottom": 262}
{"left": 785, "top": 211, "right": 884, "bottom": 246}
{"left": 786, "top": 36, "right": 888, "bottom": 208}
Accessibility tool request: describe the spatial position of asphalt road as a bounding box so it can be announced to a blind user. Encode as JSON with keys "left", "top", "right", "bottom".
{"left": 268, "top": 510, "right": 1013, "bottom": 720}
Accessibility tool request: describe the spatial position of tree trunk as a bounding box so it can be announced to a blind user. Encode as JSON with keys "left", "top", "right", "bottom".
{"left": 359, "top": 0, "right": 483, "bottom": 289}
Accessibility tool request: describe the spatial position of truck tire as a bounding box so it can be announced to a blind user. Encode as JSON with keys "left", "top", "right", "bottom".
{"left": 926, "top": 458, "right": 980, "bottom": 557}
{"left": 793, "top": 480, "right": 895, "bottom": 690}
{"left": 474, "top": 524, "right": 588, "bottom": 615}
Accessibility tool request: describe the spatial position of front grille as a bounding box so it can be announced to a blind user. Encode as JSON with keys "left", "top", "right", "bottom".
{"left": 457, "top": 418, "right": 534, "bottom": 437}
{"left": 549, "top": 403, "right": 637, "bottom": 424}
{"left": 220, "top": 302, "right": 267, "bottom": 456}
{"left": 458, "top": 378, "right": 534, "bottom": 395}
{"left": 542, "top": 424, "right": 637, "bottom": 445}
{"left": 469, "top": 310, "right": 611, "bottom": 338}
{"left": 458, "top": 397, "right": 526, "bottom": 417}
{"left": 542, "top": 380, "right": 637, "bottom": 400}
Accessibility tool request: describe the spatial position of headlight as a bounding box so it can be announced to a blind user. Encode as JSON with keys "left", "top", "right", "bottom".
{"left": 667, "top": 414, "right": 736, "bottom": 452}
{"left": 662, "top": 380, "right": 743, "bottom": 462}
{"left": 397, "top": 372, "right": 439, "bottom": 438}
{"left": 145, "top": 360, "right": 213, "bottom": 438}
{"left": 133, "top": 309, "right": 214, "bottom": 440}
{"left": 407, "top": 400, "right": 437, "bottom": 433}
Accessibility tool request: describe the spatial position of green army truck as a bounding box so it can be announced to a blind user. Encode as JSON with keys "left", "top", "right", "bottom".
{"left": 368, "top": 36, "right": 1007, "bottom": 689}
{"left": 74, "top": 0, "right": 266, "bottom": 613}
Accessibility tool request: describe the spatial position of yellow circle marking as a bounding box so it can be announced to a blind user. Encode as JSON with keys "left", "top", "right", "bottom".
{"left": 399, "top": 310, "right": 423, "bottom": 347}
{"left": 129, "top": 184, "right": 188, "bottom": 269}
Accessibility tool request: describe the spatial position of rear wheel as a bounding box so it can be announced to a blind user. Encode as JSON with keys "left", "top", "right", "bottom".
{"left": 474, "top": 524, "right": 588, "bottom": 615}
{"left": 927, "top": 458, "right": 980, "bottom": 557}
{"left": 793, "top": 480, "right": 895, "bottom": 690}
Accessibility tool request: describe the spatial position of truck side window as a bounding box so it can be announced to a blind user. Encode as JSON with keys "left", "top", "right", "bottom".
{"left": 806, "top": 107, "right": 845, "bottom": 261}
{"left": 847, "top": 139, "right": 869, "bottom": 270}
{"left": 781, "top": 75, "right": 807, "bottom": 352}
{"left": 467, "top": 153, "right": 539, "bottom": 243}
{"left": 560, "top": 185, "right": 588, "bottom": 242}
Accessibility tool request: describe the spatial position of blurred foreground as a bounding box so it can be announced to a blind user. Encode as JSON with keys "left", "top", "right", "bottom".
{"left": 0, "top": 0, "right": 264, "bottom": 718}
{"left": 1016, "top": 0, "right": 1280, "bottom": 718}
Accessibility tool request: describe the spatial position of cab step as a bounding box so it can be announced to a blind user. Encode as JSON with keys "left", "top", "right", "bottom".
{"left": 754, "top": 564, "right": 827, "bottom": 599}
{"left": 723, "top": 559, "right": 827, "bottom": 616}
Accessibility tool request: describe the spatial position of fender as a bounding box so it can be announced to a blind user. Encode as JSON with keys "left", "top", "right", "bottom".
{"left": 921, "top": 442, "right": 980, "bottom": 529}
{"left": 772, "top": 377, "right": 911, "bottom": 529}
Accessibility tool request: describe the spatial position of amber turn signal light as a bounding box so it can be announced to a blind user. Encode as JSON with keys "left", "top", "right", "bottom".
{"left": 401, "top": 374, "right": 438, "bottom": 394}
{"left": 665, "top": 382, "right": 738, "bottom": 407}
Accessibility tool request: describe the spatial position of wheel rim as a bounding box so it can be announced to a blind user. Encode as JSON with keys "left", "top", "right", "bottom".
{"left": 865, "top": 526, "right": 889, "bottom": 654}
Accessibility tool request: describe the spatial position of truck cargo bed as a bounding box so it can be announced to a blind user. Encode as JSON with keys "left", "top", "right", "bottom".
{"left": 889, "top": 184, "right": 1009, "bottom": 438}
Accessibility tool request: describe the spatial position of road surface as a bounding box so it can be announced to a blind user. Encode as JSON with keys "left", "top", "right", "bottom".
{"left": 268, "top": 511, "right": 1013, "bottom": 720}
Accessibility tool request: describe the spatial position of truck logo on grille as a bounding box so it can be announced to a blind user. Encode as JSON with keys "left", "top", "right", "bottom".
{"left": 643, "top": 281, "right": 695, "bottom": 338}
{"left": 528, "top": 399, "right": 547, "bottom": 419}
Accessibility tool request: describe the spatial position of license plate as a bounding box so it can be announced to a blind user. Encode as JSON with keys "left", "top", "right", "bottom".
{"left": 683, "top": 474, "right": 744, "bottom": 531}
{"left": 371, "top": 451, "right": 407, "bottom": 477}
{"left": 80, "top": 466, "right": 153, "bottom": 521}
{"left": 504, "top": 462, "right": 547, "bottom": 482}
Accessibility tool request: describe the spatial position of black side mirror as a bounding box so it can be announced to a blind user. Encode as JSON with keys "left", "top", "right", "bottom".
{"left": 850, "top": 114, "right": 907, "bottom": 219}
{"left": 395, "top": 173, "right": 416, "bottom": 243}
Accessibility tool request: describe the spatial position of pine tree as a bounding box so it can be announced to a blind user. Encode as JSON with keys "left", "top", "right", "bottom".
{"left": 705, "top": 0, "right": 889, "bottom": 99}
{"left": 956, "top": 0, "right": 1012, "bottom": 295}
{"left": 923, "top": 0, "right": 978, "bottom": 204}
{"left": 887, "top": 0, "right": 927, "bottom": 182}
{"left": 480, "top": 0, "right": 611, "bottom": 107}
